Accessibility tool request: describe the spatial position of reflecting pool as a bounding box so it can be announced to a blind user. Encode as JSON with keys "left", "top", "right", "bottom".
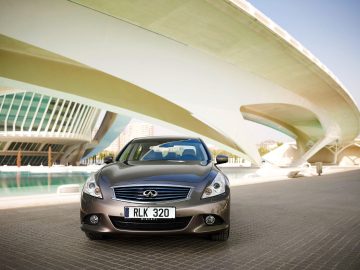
{"left": 0, "top": 172, "right": 90, "bottom": 196}
{"left": 0, "top": 167, "right": 260, "bottom": 197}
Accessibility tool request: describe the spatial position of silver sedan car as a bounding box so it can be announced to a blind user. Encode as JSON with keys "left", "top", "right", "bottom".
{"left": 81, "top": 137, "right": 230, "bottom": 241}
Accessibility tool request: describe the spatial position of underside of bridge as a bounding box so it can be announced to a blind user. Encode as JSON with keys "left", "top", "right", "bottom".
{"left": 0, "top": 0, "right": 359, "bottom": 165}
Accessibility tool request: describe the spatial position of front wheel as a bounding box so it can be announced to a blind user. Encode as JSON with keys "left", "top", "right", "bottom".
{"left": 85, "top": 232, "right": 104, "bottom": 240}
{"left": 209, "top": 227, "right": 229, "bottom": 241}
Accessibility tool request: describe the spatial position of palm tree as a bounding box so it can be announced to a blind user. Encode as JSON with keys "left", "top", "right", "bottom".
{"left": 48, "top": 146, "right": 52, "bottom": 167}
{"left": 16, "top": 149, "right": 22, "bottom": 167}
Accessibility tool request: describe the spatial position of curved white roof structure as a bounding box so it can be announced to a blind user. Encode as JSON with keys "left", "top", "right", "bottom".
{"left": 0, "top": 89, "right": 100, "bottom": 165}
{"left": 0, "top": 0, "right": 359, "bottom": 165}
{"left": 0, "top": 89, "right": 130, "bottom": 165}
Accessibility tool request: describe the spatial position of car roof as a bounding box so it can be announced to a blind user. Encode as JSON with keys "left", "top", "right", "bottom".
{"left": 131, "top": 136, "right": 201, "bottom": 142}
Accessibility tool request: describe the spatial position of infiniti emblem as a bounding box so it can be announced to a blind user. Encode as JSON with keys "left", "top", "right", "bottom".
{"left": 143, "top": 190, "right": 158, "bottom": 198}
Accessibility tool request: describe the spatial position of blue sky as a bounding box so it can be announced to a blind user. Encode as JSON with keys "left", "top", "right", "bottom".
{"left": 247, "top": 0, "right": 360, "bottom": 107}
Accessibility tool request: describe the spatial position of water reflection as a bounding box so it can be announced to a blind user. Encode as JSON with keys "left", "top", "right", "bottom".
{"left": 0, "top": 172, "right": 89, "bottom": 196}
{"left": 16, "top": 171, "right": 20, "bottom": 188}
{"left": 0, "top": 168, "right": 258, "bottom": 197}
{"left": 48, "top": 173, "right": 51, "bottom": 191}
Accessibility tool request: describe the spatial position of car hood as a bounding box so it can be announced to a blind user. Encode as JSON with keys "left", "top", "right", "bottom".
{"left": 99, "top": 161, "right": 215, "bottom": 187}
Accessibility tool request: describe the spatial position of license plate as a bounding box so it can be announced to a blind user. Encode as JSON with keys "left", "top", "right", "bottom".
{"left": 124, "top": 207, "right": 175, "bottom": 219}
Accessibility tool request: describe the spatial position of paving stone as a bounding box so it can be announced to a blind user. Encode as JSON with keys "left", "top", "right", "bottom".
{"left": 0, "top": 169, "right": 359, "bottom": 270}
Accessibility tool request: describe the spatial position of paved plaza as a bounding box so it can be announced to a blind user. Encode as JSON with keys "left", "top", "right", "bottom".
{"left": 1, "top": 169, "right": 359, "bottom": 270}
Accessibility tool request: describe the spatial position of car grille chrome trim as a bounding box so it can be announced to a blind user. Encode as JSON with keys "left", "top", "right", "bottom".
{"left": 111, "top": 184, "right": 193, "bottom": 203}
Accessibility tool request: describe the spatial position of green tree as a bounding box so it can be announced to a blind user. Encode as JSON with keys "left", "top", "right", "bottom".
{"left": 258, "top": 146, "right": 270, "bottom": 156}
{"left": 210, "top": 149, "right": 238, "bottom": 159}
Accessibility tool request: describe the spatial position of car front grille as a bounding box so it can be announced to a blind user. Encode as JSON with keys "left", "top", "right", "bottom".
{"left": 109, "top": 216, "right": 192, "bottom": 231}
{"left": 113, "top": 186, "right": 191, "bottom": 202}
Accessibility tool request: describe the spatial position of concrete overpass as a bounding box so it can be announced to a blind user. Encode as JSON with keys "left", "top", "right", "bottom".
{"left": 0, "top": 0, "right": 359, "bottom": 165}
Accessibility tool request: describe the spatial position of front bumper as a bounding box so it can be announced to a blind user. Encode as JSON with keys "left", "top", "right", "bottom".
{"left": 80, "top": 193, "right": 230, "bottom": 235}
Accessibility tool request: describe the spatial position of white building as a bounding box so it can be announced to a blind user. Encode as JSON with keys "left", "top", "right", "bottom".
{"left": 105, "top": 122, "right": 154, "bottom": 153}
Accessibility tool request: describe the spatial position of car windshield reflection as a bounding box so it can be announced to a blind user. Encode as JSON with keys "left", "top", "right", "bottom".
{"left": 119, "top": 139, "right": 209, "bottom": 162}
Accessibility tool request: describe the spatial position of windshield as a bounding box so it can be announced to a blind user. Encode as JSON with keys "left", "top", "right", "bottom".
{"left": 118, "top": 139, "right": 210, "bottom": 162}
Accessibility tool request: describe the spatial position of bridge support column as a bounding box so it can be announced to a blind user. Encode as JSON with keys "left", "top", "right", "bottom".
{"left": 292, "top": 136, "right": 336, "bottom": 166}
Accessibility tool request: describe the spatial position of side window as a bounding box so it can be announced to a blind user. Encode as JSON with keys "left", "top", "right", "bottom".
{"left": 198, "top": 144, "right": 208, "bottom": 160}
{"left": 119, "top": 144, "right": 133, "bottom": 162}
{"left": 138, "top": 145, "right": 152, "bottom": 160}
{"left": 133, "top": 145, "right": 143, "bottom": 160}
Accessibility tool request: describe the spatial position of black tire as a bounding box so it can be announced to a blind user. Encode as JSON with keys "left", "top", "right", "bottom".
{"left": 85, "top": 232, "right": 104, "bottom": 240}
{"left": 209, "top": 228, "right": 229, "bottom": 241}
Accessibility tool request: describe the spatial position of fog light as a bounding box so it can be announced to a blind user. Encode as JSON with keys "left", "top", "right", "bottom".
{"left": 89, "top": 215, "right": 99, "bottom": 224}
{"left": 205, "top": 215, "right": 215, "bottom": 225}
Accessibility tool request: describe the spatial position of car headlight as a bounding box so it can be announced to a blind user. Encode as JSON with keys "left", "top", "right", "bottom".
{"left": 83, "top": 174, "right": 103, "bottom": 199}
{"left": 201, "top": 172, "right": 226, "bottom": 199}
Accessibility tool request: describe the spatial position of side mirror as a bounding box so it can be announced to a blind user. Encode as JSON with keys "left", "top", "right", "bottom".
{"left": 216, "top": 155, "right": 228, "bottom": 165}
{"left": 104, "top": 156, "right": 113, "bottom": 164}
